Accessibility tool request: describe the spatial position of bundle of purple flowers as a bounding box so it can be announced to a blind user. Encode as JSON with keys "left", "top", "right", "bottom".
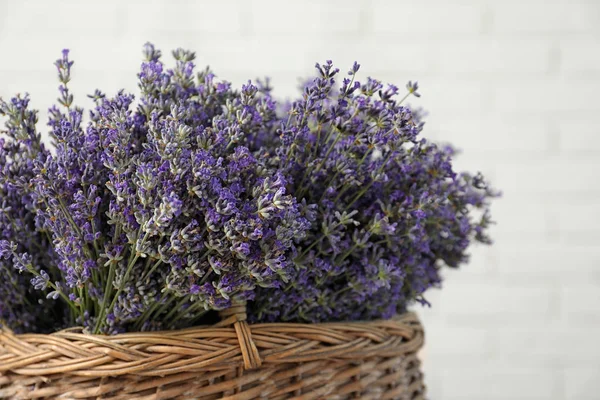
{"left": 0, "top": 44, "right": 497, "bottom": 334}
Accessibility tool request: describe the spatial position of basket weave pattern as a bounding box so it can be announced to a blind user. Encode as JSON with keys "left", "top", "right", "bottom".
{"left": 0, "top": 305, "right": 425, "bottom": 399}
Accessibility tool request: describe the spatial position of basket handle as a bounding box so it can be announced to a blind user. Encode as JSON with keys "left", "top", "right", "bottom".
{"left": 217, "top": 301, "right": 262, "bottom": 370}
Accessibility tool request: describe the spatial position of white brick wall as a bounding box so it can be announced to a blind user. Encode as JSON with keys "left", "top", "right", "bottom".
{"left": 1, "top": 0, "right": 598, "bottom": 398}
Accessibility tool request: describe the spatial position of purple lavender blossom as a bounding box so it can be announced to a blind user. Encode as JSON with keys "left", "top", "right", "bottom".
{"left": 2, "top": 44, "right": 309, "bottom": 334}
{"left": 0, "top": 45, "right": 497, "bottom": 334}
{"left": 0, "top": 94, "right": 63, "bottom": 333}
{"left": 247, "top": 61, "right": 498, "bottom": 323}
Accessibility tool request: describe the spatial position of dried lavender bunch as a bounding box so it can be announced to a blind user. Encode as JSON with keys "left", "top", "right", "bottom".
{"left": 0, "top": 45, "right": 497, "bottom": 333}
{"left": 248, "top": 62, "right": 498, "bottom": 322}
{"left": 1, "top": 45, "right": 307, "bottom": 334}
{"left": 0, "top": 95, "right": 64, "bottom": 333}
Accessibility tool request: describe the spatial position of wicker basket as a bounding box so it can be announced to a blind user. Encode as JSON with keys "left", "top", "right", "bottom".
{"left": 0, "top": 303, "right": 425, "bottom": 399}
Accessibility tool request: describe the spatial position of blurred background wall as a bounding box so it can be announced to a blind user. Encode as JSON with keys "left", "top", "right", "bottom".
{"left": 1, "top": 0, "right": 599, "bottom": 398}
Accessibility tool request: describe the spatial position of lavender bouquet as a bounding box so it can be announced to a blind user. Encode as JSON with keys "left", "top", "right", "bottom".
{"left": 0, "top": 45, "right": 496, "bottom": 335}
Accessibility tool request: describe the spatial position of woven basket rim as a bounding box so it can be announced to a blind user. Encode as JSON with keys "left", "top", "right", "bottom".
{"left": 0, "top": 306, "right": 424, "bottom": 378}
